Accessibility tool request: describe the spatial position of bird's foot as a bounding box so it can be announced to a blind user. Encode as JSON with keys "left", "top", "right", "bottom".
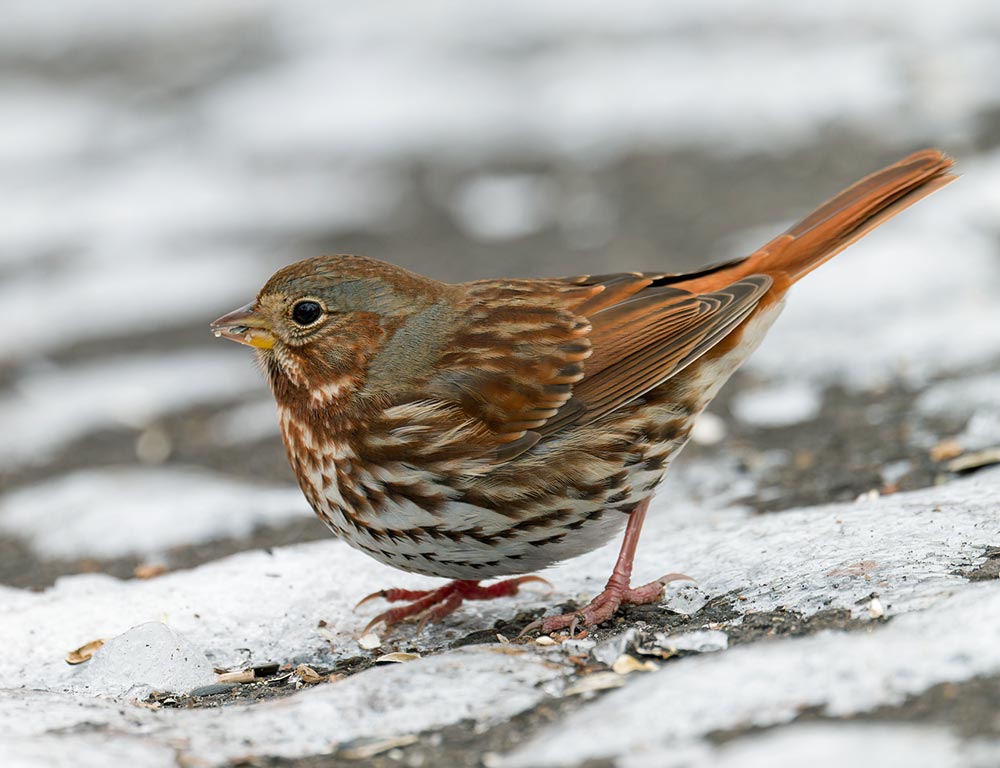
{"left": 524, "top": 572, "right": 692, "bottom": 635}
{"left": 358, "top": 576, "right": 551, "bottom": 635}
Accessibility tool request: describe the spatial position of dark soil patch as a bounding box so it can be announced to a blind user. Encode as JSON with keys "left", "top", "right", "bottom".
{"left": 957, "top": 546, "right": 1000, "bottom": 582}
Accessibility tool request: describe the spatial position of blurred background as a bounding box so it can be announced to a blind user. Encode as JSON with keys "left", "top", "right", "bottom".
{"left": 3, "top": 1, "right": 1000, "bottom": 588}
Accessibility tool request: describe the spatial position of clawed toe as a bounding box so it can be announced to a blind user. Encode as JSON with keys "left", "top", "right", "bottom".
{"left": 657, "top": 572, "right": 696, "bottom": 586}
{"left": 357, "top": 577, "right": 549, "bottom": 636}
{"left": 516, "top": 618, "right": 544, "bottom": 638}
{"left": 507, "top": 575, "right": 553, "bottom": 593}
{"left": 355, "top": 590, "right": 388, "bottom": 610}
{"left": 355, "top": 586, "right": 438, "bottom": 610}
{"left": 527, "top": 572, "right": 688, "bottom": 635}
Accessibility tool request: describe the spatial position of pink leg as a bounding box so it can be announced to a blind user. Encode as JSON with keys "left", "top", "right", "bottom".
{"left": 535, "top": 499, "right": 690, "bottom": 634}
{"left": 358, "top": 575, "right": 551, "bottom": 635}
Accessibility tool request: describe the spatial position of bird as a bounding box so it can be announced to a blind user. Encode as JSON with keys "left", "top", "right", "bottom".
{"left": 211, "top": 149, "right": 955, "bottom": 635}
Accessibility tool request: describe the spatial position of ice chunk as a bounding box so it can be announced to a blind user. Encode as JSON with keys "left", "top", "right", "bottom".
{"left": 661, "top": 582, "right": 710, "bottom": 616}
{"left": 75, "top": 622, "right": 215, "bottom": 697}
{"left": 592, "top": 629, "right": 640, "bottom": 666}
{"left": 654, "top": 629, "right": 729, "bottom": 654}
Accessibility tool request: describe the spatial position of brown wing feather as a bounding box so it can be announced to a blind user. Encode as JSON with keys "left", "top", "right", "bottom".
{"left": 424, "top": 279, "right": 598, "bottom": 446}
{"left": 536, "top": 275, "right": 770, "bottom": 437}
{"left": 418, "top": 272, "right": 768, "bottom": 458}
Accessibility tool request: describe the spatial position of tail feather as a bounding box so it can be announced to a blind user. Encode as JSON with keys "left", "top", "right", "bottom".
{"left": 678, "top": 149, "right": 957, "bottom": 295}
{"left": 752, "top": 149, "right": 956, "bottom": 284}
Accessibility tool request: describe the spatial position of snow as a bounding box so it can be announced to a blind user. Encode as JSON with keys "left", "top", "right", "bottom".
{"left": 505, "top": 583, "right": 1000, "bottom": 767}
{"left": 916, "top": 371, "right": 1000, "bottom": 451}
{"left": 0, "top": 467, "right": 306, "bottom": 559}
{"left": 0, "top": 648, "right": 566, "bottom": 765}
{"left": 5, "top": 469, "right": 995, "bottom": 689}
{"left": 5, "top": 731, "right": 178, "bottom": 768}
{"left": 731, "top": 380, "right": 822, "bottom": 427}
{"left": 918, "top": 371, "right": 1000, "bottom": 421}
{"left": 75, "top": 622, "right": 216, "bottom": 697}
{"left": 655, "top": 629, "right": 729, "bottom": 654}
{"left": 0, "top": 351, "right": 261, "bottom": 467}
{"left": 450, "top": 174, "right": 557, "bottom": 241}
{"left": 618, "top": 724, "right": 999, "bottom": 768}
{"left": 0, "top": 469, "right": 997, "bottom": 763}
{"left": 209, "top": 398, "right": 281, "bottom": 445}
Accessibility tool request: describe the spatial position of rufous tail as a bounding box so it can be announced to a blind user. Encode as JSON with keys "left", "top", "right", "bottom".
{"left": 702, "top": 149, "right": 956, "bottom": 292}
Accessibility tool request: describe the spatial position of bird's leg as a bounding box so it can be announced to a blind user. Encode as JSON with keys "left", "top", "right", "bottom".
{"left": 358, "top": 576, "right": 550, "bottom": 634}
{"left": 534, "top": 499, "right": 691, "bottom": 634}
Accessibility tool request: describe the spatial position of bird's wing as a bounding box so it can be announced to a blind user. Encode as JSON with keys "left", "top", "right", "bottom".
{"left": 419, "top": 278, "right": 599, "bottom": 460}
{"left": 416, "top": 272, "right": 769, "bottom": 460}
{"left": 535, "top": 272, "right": 771, "bottom": 439}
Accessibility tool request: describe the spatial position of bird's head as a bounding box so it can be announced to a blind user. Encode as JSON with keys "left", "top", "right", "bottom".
{"left": 211, "top": 255, "right": 447, "bottom": 405}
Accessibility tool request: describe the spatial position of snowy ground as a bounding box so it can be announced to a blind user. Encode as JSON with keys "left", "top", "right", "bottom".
{"left": 3, "top": 3, "right": 1000, "bottom": 767}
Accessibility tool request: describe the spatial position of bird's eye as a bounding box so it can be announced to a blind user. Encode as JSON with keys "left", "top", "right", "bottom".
{"left": 291, "top": 300, "right": 323, "bottom": 326}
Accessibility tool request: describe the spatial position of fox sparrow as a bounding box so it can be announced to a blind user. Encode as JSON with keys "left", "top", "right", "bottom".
{"left": 212, "top": 150, "right": 955, "bottom": 634}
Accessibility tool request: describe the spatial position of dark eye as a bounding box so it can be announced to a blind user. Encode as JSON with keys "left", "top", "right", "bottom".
{"left": 291, "top": 300, "right": 323, "bottom": 326}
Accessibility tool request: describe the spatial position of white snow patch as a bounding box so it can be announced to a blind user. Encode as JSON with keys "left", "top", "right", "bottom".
{"left": 0, "top": 467, "right": 307, "bottom": 559}
{"left": 619, "top": 723, "right": 999, "bottom": 768}
{"left": 690, "top": 410, "right": 727, "bottom": 445}
{"left": 0, "top": 164, "right": 397, "bottom": 360}
{"left": 654, "top": 629, "right": 729, "bottom": 654}
{"left": 5, "top": 731, "right": 178, "bottom": 768}
{"left": 731, "top": 381, "right": 822, "bottom": 427}
{"left": 0, "top": 647, "right": 565, "bottom": 766}
{"left": 918, "top": 371, "right": 1000, "bottom": 420}
{"left": 0, "top": 351, "right": 261, "bottom": 466}
{"left": 955, "top": 412, "right": 1000, "bottom": 453}
{"left": 209, "top": 398, "right": 281, "bottom": 445}
{"left": 202, "top": 3, "right": 1000, "bottom": 161}
{"left": 451, "top": 174, "right": 556, "bottom": 241}
{"left": 0, "top": 250, "right": 265, "bottom": 359}
{"left": 916, "top": 371, "right": 1000, "bottom": 451}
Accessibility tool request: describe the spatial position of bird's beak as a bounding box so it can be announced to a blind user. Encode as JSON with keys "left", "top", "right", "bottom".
{"left": 210, "top": 301, "right": 276, "bottom": 350}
